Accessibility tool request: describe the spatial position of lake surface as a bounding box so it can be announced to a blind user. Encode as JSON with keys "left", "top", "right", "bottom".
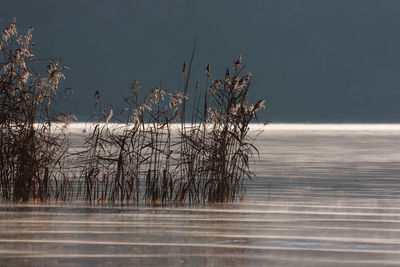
{"left": 1, "top": 124, "right": 400, "bottom": 266}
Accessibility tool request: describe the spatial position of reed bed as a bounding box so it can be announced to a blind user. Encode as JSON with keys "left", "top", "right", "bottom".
{"left": 0, "top": 19, "right": 73, "bottom": 202}
{"left": 0, "top": 20, "right": 265, "bottom": 205}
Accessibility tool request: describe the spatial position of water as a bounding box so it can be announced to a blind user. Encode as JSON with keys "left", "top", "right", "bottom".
{"left": 1, "top": 124, "right": 400, "bottom": 266}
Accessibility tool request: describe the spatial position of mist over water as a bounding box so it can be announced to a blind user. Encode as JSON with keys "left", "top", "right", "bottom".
{"left": 1, "top": 124, "right": 400, "bottom": 266}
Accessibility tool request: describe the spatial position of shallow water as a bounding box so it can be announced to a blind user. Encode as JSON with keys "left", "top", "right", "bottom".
{"left": 1, "top": 124, "right": 400, "bottom": 266}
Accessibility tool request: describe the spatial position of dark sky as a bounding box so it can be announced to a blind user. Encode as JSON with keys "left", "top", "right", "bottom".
{"left": 2, "top": 0, "right": 400, "bottom": 122}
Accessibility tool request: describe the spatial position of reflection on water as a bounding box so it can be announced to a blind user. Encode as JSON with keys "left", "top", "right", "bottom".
{"left": 1, "top": 124, "right": 400, "bottom": 266}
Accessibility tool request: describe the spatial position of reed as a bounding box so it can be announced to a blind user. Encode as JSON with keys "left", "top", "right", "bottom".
{"left": 76, "top": 83, "right": 184, "bottom": 204}
{"left": 0, "top": 20, "right": 265, "bottom": 204}
{"left": 0, "top": 19, "right": 73, "bottom": 201}
{"left": 176, "top": 55, "right": 265, "bottom": 203}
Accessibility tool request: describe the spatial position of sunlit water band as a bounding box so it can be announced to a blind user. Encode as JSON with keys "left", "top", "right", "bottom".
{"left": 1, "top": 123, "right": 400, "bottom": 266}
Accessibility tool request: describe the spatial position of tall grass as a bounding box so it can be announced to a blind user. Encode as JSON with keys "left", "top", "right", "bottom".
{"left": 76, "top": 85, "right": 183, "bottom": 204}
{"left": 177, "top": 55, "right": 265, "bottom": 203}
{"left": 0, "top": 20, "right": 265, "bottom": 204}
{"left": 0, "top": 19, "right": 74, "bottom": 201}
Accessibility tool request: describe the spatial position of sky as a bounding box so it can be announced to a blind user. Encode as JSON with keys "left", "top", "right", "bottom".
{"left": 2, "top": 0, "right": 400, "bottom": 122}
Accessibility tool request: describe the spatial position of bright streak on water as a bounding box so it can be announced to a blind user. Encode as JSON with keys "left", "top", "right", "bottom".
{"left": 1, "top": 123, "right": 400, "bottom": 266}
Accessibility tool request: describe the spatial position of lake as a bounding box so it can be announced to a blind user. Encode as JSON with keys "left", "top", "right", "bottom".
{"left": 1, "top": 124, "right": 400, "bottom": 266}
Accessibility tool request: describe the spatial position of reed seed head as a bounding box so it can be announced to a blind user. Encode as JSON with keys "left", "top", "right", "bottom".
{"left": 182, "top": 62, "right": 186, "bottom": 75}
{"left": 234, "top": 55, "right": 242, "bottom": 70}
{"left": 206, "top": 64, "right": 210, "bottom": 77}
